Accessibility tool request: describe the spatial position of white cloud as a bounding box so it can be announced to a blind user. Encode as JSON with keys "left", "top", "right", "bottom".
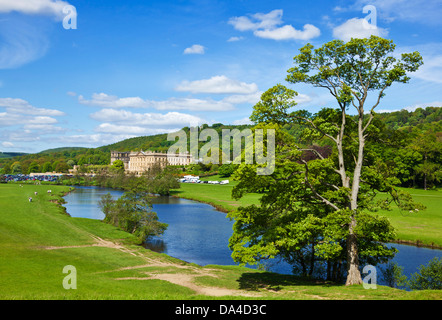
{"left": 0, "top": 18, "right": 50, "bottom": 69}
{"left": 229, "top": 9, "right": 283, "bottom": 31}
{"left": 332, "top": 18, "right": 388, "bottom": 42}
{"left": 78, "top": 93, "right": 151, "bottom": 108}
{"left": 254, "top": 24, "right": 320, "bottom": 41}
{"left": 52, "top": 133, "right": 137, "bottom": 147}
{"left": 228, "top": 9, "right": 320, "bottom": 41}
{"left": 0, "top": 97, "right": 66, "bottom": 147}
{"left": 0, "top": 97, "right": 65, "bottom": 116}
{"left": 175, "top": 75, "right": 258, "bottom": 94}
{"left": 294, "top": 93, "right": 313, "bottom": 105}
{"left": 90, "top": 109, "right": 205, "bottom": 128}
{"left": 3, "top": 129, "right": 41, "bottom": 142}
{"left": 183, "top": 44, "right": 205, "bottom": 54}
{"left": 80, "top": 77, "right": 263, "bottom": 115}
{"left": 1, "top": 141, "right": 14, "bottom": 148}
{"left": 79, "top": 92, "right": 236, "bottom": 112}
{"left": 405, "top": 101, "right": 442, "bottom": 111}
{"left": 149, "top": 97, "right": 234, "bottom": 112}
{"left": 23, "top": 124, "right": 65, "bottom": 134}
{"left": 374, "top": 101, "right": 442, "bottom": 114}
{"left": 227, "top": 36, "right": 244, "bottom": 42}
{"left": 395, "top": 43, "right": 442, "bottom": 84}
{"left": 413, "top": 54, "right": 442, "bottom": 84}
{"left": 222, "top": 92, "right": 262, "bottom": 105}
{"left": 232, "top": 117, "right": 253, "bottom": 125}
{"left": 0, "top": 0, "right": 72, "bottom": 20}
{"left": 27, "top": 116, "right": 58, "bottom": 124}
{"left": 354, "top": 0, "right": 442, "bottom": 26}
{"left": 95, "top": 123, "right": 182, "bottom": 136}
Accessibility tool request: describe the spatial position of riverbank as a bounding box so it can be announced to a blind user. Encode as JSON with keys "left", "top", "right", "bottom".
{"left": 2, "top": 183, "right": 440, "bottom": 300}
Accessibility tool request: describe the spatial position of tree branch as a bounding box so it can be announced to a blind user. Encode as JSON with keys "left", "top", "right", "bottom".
{"left": 302, "top": 160, "right": 340, "bottom": 211}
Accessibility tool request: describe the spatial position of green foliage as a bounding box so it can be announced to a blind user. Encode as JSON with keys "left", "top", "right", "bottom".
{"left": 228, "top": 126, "right": 398, "bottom": 280}
{"left": 229, "top": 36, "right": 427, "bottom": 285}
{"left": 218, "top": 163, "right": 235, "bottom": 177}
{"left": 110, "top": 159, "right": 125, "bottom": 172}
{"left": 287, "top": 37, "right": 423, "bottom": 106}
{"left": 11, "top": 162, "right": 22, "bottom": 174}
{"left": 142, "top": 164, "right": 180, "bottom": 196}
{"left": 41, "top": 161, "right": 53, "bottom": 173}
{"left": 99, "top": 188, "right": 168, "bottom": 242}
{"left": 408, "top": 258, "right": 442, "bottom": 290}
{"left": 28, "top": 162, "right": 40, "bottom": 174}
{"left": 381, "top": 262, "right": 408, "bottom": 289}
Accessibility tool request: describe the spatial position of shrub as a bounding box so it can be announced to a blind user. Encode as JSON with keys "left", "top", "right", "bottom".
{"left": 408, "top": 257, "right": 442, "bottom": 290}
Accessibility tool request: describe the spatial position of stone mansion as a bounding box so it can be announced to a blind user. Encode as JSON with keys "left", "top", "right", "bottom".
{"left": 110, "top": 150, "right": 193, "bottom": 174}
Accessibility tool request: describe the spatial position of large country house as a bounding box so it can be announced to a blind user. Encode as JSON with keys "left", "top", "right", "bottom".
{"left": 110, "top": 150, "right": 193, "bottom": 174}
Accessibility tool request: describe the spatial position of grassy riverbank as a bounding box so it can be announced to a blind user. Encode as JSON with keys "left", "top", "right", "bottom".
{"left": 172, "top": 178, "right": 442, "bottom": 248}
{"left": 0, "top": 183, "right": 440, "bottom": 300}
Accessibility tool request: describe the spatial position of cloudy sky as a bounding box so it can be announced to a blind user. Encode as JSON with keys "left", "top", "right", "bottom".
{"left": 0, "top": 0, "right": 441, "bottom": 153}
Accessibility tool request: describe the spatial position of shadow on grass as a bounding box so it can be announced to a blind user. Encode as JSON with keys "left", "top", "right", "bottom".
{"left": 237, "top": 272, "right": 341, "bottom": 292}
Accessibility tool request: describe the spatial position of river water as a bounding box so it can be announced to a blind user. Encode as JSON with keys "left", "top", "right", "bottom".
{"left": 63, "top": 186, "right": 442, "bottom": 286}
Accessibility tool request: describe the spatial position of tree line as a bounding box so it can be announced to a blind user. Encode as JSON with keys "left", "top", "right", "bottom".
{"left": 1, "top": 109, "right": 440, "bottom": 191}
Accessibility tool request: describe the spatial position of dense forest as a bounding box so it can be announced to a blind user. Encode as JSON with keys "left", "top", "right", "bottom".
{"left": 0, "top": 107, "right": 440, "bottom": 189}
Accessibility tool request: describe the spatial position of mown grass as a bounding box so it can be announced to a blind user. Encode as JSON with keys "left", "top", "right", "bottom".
{"left": 0, "top": 183, "right": 440, "bottom": 300}
{"left": 374, "top": 188, "right": 442, "bottom": 247}
{"left": 171, "top": 176, "right": 261, "bottom": 212}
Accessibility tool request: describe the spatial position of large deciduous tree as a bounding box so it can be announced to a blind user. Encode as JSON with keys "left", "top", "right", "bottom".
{"left": 230, "top": 36, "right": 424, "bottom": 285}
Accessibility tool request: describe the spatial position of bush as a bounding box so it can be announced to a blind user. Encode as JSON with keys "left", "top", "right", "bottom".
{"left": 381, "top": 262, "right": 408, "bottom": 288}
{"left": 219, "top": 163, "right": 235, "bottom": 177}
{"left": 408, "top": 257, "right": 442, "bottom": 290}
{"left": 99, "top": 190, "right": 168, "bottom": 243}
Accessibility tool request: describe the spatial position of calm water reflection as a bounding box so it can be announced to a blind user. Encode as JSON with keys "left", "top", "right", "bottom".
{"left": 63, "top": 186, "right": 442, "bottom": 285}
{"left": 63, "top": 186, "right": 237, "bottom": 266}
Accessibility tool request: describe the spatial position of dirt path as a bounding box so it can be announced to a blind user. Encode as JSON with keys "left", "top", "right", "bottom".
{"left": 41, "top": 233, "right": 258, "bottom": 297}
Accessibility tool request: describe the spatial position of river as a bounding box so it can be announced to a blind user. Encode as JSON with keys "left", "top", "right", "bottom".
{"left": 63, "top": 186, "right": 442, "bottom": 287}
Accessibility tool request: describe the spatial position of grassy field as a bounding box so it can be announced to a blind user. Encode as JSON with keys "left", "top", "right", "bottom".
{"left": 375, "top": 188, "right": 442, "bottom": 247}
{"left": 0, "top": 183, "right": 441, "bottom": 300}
{"left": 172, "top": 179, "right": 261, "bottom": 213}
{"left": 172, "top": 177, "right": 442, "bottom": 248}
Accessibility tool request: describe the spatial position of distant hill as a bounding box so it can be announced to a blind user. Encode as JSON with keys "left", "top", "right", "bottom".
{"left": 38, "top": 147, "right": 88, "bottom": 154}
{"left": 0, "top": 152, "right": 28, "bottom": 159}
{"left": 0, "top": 107, "right": 440, "bottom": 171}
{"left": 98, "top": 133, "right": 170, "bottom": 153}
{"left": 97, "top": 123, "right": 254, "bottom": 153}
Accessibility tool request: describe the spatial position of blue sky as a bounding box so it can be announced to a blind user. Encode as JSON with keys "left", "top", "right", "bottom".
{"left": 0, "top": 0, "right": 441, "bottom": 153}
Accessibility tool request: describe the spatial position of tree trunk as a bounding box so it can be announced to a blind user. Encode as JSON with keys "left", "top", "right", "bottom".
{"left": 345, "top": 114, "right": 365, "bottom": 286}
{"left": 345, "top": 217, "right": 362, "bottom": 285}
{"left": 309, "top": 242, "right": 315, "bottom": 276}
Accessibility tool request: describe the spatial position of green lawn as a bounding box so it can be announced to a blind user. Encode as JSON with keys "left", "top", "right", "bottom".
{"left": 172, "top": 182, "right": 261, "bottom": 212}
{"left": 375, "top": 188, "right": 442, "bottom": 247}
{"left": 0, "top": 183, "right": 440, "bottom": 300}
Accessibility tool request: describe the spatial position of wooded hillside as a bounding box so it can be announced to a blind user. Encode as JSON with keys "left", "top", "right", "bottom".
{"left": 0, "top": 107, "right": 440, "bottom": 189}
